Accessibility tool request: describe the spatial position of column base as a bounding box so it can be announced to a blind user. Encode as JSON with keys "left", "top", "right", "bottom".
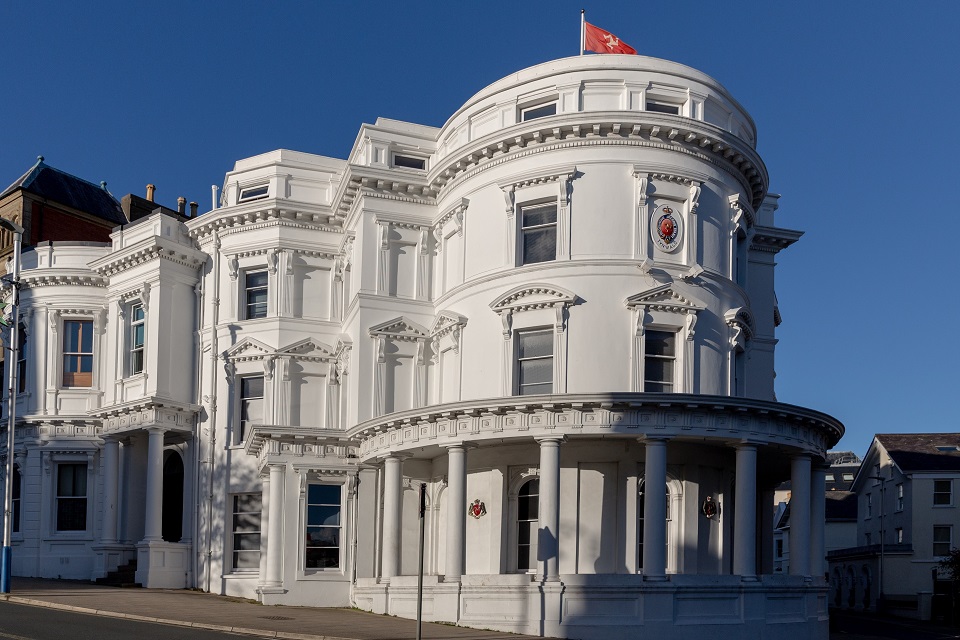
{"left": 135, "top": 540, "right": 192, "bottom": 588}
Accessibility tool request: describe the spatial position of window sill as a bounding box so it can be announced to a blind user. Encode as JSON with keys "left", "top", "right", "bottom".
{"left": 223, "top": 571, "right": 259, "bottom": 579}
{"left": 298, "top": 569, "right": 347, "bottom": 580}
{"left": 932, "top": 504, "right": 955, "bottom": 508}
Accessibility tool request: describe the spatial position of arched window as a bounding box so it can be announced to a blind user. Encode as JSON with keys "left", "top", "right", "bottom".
{"left": 517, "top": 478, "right": 539, "bottom": 572}
{"left": 637, "top": 479, "right": 672, "bottom": 572}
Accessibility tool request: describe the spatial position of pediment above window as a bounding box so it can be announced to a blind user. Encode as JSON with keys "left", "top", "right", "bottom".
{"left": 277, "top": 337, "right": 337, "bottom": 362}
{"left": 624, "top": 284, "right": 705, "bottom": 313}
{"left": 369, "top": 316, "right": 430, "bottom": 341}
{"left": 432, "top": 310, "right": 468, "bottom": 337}
{"left": 490, "top": 284, "right": 577, "bottom": 315}
{"left": 224, "top": 337, "right": 274, "bottom": 362}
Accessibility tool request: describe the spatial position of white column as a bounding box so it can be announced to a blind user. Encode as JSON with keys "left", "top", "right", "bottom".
{"left": 642, "top": 437, "right": 668, "bottom": 579}
{"left": 265, "top": 463, "right": 285, "bottom": 587}
{"left": 809, "top": 464, "right": 827, "bottom": 579}
{"left": 444, "top": 445, "right": 467, "bottom": 581}
{"left": 381, "top": 455, "right": 403, "bottom": 579}
{"left": 537, "top": 437, "right": 562, "bottom": 580}
{"left": 789, "top": 454, "right": 811, "bottom": 576}
{"left": 733, "top": 443, "right": 758, "bottom": 578}
{"left": 101, "top": 437, "right": 119, "bottom": 544}
{"left": 142, "top": 427, "right": 166, "bottom": 542}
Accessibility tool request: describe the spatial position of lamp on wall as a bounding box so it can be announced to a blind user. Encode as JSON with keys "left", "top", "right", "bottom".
{"left": 0, "top": 217, "right": 24, "bottom": 594}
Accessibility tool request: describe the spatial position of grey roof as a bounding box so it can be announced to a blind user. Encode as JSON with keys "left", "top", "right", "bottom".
{"left": 0, "top": 158, "right": 126, "bottom": 225}
{"left": 877, "top": 433, "right": 960, "bottom": 472}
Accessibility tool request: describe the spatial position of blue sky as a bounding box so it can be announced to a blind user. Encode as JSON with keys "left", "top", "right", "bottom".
{"left": 2, "top": 1, "right": 958, "bottom": 457}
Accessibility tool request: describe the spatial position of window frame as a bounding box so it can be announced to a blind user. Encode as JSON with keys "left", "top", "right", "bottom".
{"left": 934, "top": 525, "right": 953, "bottom": 557}
{"left": 16, "top": 324, "right": 26, "bottom": 394}
{"left": 520, "top": 101, "right": 558, "bottom": 122}
{"left": 645, "top": 100, "right": 681, "bottom": 115}
{"left": 11, "top": 465, "right": 21, "bottom": 534}
{"left": 518, "top": 201, "right": 559, "bottom": 266}
{"left": 514, "top": 327, "right": 554, "bottom": 396}
{"left": 643, "top": 329, "right": 678, "bottom": 393}
{"left": 303, "top": 483, "right": 343, "bottom": 572}
{"left": 896, "top": 527, "right": 903, "bottom": 544}
{"left": 516, "top": 478, "right": 539, "bottom": 573}
{"left": 392, "top": 154, "right": 427, "bottom": 171}
{"left": 237, "top": 375, "right": 265, "bottom": 445}
{"left": 934, "top": 479, "right": 953, "bottom": 507}
{"left": 230, "top": 493, "right": 262, "bottom": 572}
{"left": 129, "top": 302, "right": 146, "bottom": 376}
{"left": 61, "top": 319, "right": 94, "bottom": 388}
{"left": 637, "top": 479, "right": 672, "bottom": 573}
{"left": 238, "top": 184, "right": 269, "bottom": 203}
{"left": 896, "top": 483, "right": 904, "bottom": 512}
{"left": 243, "top": 269, "right": 269, "bottom": 320}
{"left": 866, "top": 493, "right": 873, "bottom": 518}
{"left": 55, "top": 462, "right": 88, "bottom": 532}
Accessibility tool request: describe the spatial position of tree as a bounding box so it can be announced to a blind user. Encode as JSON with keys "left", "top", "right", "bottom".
{"left": 939, "top": 548, "right": 960, "bottom": 580}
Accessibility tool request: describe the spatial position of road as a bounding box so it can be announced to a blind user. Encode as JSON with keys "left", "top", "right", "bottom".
{"left": 831, "top": 611, "right": 960, "bottom": 640}
{"left": 0, "top": 601, "right": 269, "bottom": 640}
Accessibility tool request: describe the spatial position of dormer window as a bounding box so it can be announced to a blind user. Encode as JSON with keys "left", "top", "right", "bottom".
{"left": 393, "top": 154, "right": 426, "bottom": 170}
{"left": 521, "top": 102, "right": 557, "bottom": 122}
{"left": 238, "top": 184, "right": 269, "bottom": 202}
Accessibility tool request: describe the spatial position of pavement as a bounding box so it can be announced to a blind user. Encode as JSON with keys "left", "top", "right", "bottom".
{"left": 0, "top": 578, "right": 539, "bottom": 640}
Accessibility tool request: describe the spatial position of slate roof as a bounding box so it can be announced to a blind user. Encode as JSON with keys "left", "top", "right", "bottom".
{"left": 825, "top": 491, "right": 857, "bottom": 521}
{"left": 877, "top": 433, "right": 960, "bottom": 472}
{"left": 0, "top": 158, "right": 126, "bottom": 225}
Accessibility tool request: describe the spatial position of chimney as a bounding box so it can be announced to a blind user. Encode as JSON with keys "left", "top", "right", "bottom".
{"left": 211, "top": 185, "right": 219, "bottom": 211}
{"left": 189, "top": 201, "right": 198, "bottom": 217}
{"left": 146, "top": 184, "right": 156, "bottom": 202}
{"left": 177, "top": 196, "right": 186, "bottom": 215}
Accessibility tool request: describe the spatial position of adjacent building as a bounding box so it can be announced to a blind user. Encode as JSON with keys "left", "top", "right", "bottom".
{"left": 828, "top": 434, "right": 960, "bottom": 618}
{"left": 0, "top": 55, "right": 843, "bottom": 640}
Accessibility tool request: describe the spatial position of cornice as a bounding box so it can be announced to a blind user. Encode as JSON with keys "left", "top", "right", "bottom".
{"left": 20, "top": 271, "right": 106, "bottom": 289}
{"left": 90, "top": 237, "right": 205, "bottom": 277}
{"left": 750, "top": 225, "right": 803, "bottom": 253}
{"left": 347, "top": 392, "right": 844, "bottom": 463}
{"left": 429, "top": 113, "right": 767, "bottom": 209}
{"left": 245, "top": 425, "right": 360, "bottom": 460}
{"left": 189, "top": 205, "right": 342, "bottom": 242}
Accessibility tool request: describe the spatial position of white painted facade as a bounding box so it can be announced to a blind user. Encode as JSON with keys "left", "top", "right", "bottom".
{"left": 0, "top": 56, "right": 842, "bottom": 639}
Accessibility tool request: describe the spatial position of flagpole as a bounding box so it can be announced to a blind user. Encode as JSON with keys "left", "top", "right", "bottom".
{"left": 580, "top": 10, "right": 585, "bottom": 55}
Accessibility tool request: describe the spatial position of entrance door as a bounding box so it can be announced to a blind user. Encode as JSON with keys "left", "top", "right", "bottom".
{"left": 162, "top": 451, "right": 184, "bottom": 542}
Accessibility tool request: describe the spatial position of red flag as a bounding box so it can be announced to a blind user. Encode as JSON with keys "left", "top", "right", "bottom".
{"left": 584, "top": 22, "right": 637, "bottom": 55}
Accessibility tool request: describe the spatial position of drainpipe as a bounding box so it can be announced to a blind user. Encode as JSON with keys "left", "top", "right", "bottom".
{"left": 348, "top": 471, "right": 361, "bottom": 606}
{"left": 204, "top": 231, "right": 222, "bottom": 592}
{"left": 190, "top": 262, "right": 205, "bottom": 588}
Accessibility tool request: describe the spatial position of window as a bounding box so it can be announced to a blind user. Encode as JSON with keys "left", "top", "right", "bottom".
{"left": 896, "top": 483, "right": 904, "bottom": 511}
{"left": 936, "top": 446, "right": 960, "bottom": 452}
{"left": 129, "top": 303, "right": 145, "bottom": 375}
{"left": 238, "top": 376, "right": 264, "bottom": 444}
{"left": 244, "top": 271, "right": 268, "bottom": 319}
{"left": 521, "top": 102, "right": 557, "bottom": 121}
{"left": 62, "top": 320, "right": 93, "bottom": 387}
{"left": 393, "top": 154, "right": 426, "bottom": 170}
{"left": 865, "top": 532, "right": 871, "bottom": 545}
{"left": 775, "top": 539, "right": 783, "bottom": 559}
{"left": 16, "top": 325, "right": 26, "bottom": 394}
{"left": 646, "top": 101, "right": 680, "bottom": 115}
{"left": 896, "top": 527, "right": 903, "bottom": 544}
{"left": 644, "top": 330, "right": 677, "bottom": 392}
{"left": 516, "top": 329, "right": 553, "bottom": 395}
{"left": 238, "top": 185, "right": 269, "bottom": 202}
{"left": 934, "top": 526, "right": 952, "bottom": 557}
{"left": 826, "top": 474, "right": 835, "bottom": 483}
{"left": 12, "top": 466, "right": 21, "bottom": 533}
{"left": 934, "top": 480, "right": 952, "bottom": 506}
{"left": 842, "top": 473, "right": 854, "bottom": 482}
{"left": 637, "top": 480, "right": 671, "bottom": 571}
{"left": 520, "top": 203, "right": 557, "bottom": 265}
{"left": 305, "top": 484, "right": 341, "bottom": 569}
{"left": 56, "top": 463, "right": 87, "bottom": 531}
{"left": 231, "top": 494, "right": 262, "bottom": 570}
{"left": 517, "top": 478, "right": 539, "bottom": 572}
{"left": 866, "top": 493, "right": 872, "bottom": 518}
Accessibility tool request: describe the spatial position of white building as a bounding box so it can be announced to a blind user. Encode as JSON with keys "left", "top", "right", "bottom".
{"left": 0, "top": 55, "right": 843, "bottom": 640}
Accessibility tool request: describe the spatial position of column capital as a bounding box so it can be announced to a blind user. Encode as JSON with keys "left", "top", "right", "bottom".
{"left": 378, "top": 451, "right": 413, "bottom": 462}
{"left": 440, "top": 442, "right": 477, "bottom": 451}
{"left": 145, "top": 426, "right": 167, "bottom": 436}
{"left": 638, "top": 435, "right": 671, "bottom": 445}
{"left": 534, "top": 435, "right": 566, "bottom": 445}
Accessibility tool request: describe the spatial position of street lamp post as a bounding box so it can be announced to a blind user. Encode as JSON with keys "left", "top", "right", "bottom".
{"left": 0, "top": 217, "right": 24, "bottom": 594}
{"left": 868, "top": 475, "right": 885, "bottom": 611}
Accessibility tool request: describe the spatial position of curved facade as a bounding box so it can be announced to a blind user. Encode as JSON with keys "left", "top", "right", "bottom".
{"left": 1, "top": 55, "right": 841, "bottom": 640}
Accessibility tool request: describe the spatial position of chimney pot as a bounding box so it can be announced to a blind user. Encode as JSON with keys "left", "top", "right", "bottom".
{"left": 189, "top": 202, "right": 198, "bottom": 217}
{"left": 146, "top": 184, "right": 156, "bottom": 202}
{"left": 177, "top": 196, "right": 186, "bottom": 214}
